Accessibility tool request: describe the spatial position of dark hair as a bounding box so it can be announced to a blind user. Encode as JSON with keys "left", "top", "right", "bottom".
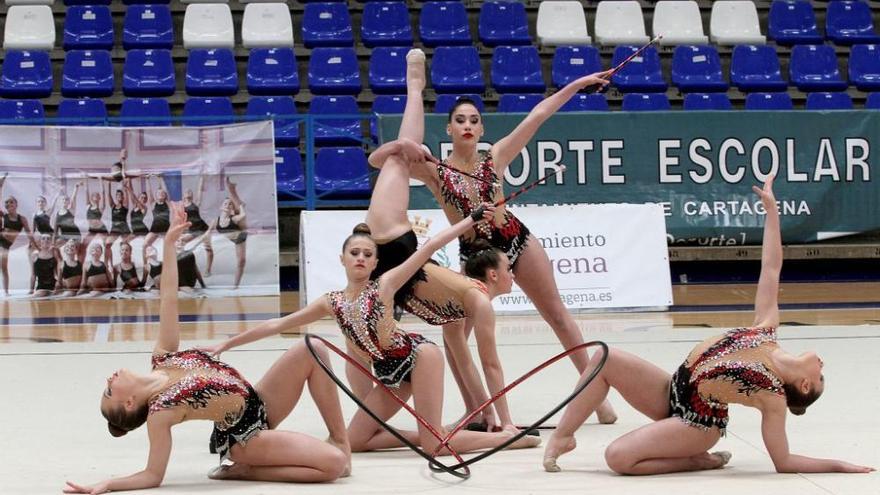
{"left": 783, "top": 382, "right": 823, "bottom": 416}
{"left": 464, "top": 239, "right": 503, "bottom": 281}
{"left": 102, "top": 403, "right": 149, "bottom": 437}
{"left": 342, "top": 223, "right": 375, "bottom": 252}
{"left": 447, "top": 97, "right": 482, "bottom": 122}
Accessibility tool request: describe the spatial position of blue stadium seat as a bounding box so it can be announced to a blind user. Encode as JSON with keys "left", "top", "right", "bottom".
{"left": 826, "top": 0, "right": 880, "bottom": 45}
{"left": 61, "top": 50, "right": 114, "bottom": 98}
{"left": 182, "top": 97, "right": 235, "bottom": 127}
{"left": 0, "top": 50, "right": 53, "bottom": 98}
{"left": 123, "top": 4, "right": 173, "bottom": 50}
{"left": 309, "top": 95, "right": 362, "bottom": 145}
{"left": 369, "top": 47, "right": 407, "bottom": 94}
{"left": 0, "top": 99, "right": 44, "bottom": 125}
{"left": 768, "top": 0, "right": 822, "bottom": 46}
{"left": 730, "top": 45, "right": 788, "bottom": 92}
{"left": 434, "top": 94, "right": 485, "bottom": 114}
{"left": 621, "top": 93, "right": 671, "bottom": 111}
{"left": 497, "top": 94, "right": 544, "bottom": 113}
{"left": 865, "top": 92, "right": 880, "bottom": 109}
{"left": 120, "top": 98, "right": 172, "bottom": 126}
{"left": 315, "top": 147, "right": 372, "bottom": 198}
{"left": 245, "top": 96, "right": 299, "bottom": 147}
{"left": 64, "top": 5, "right": 114, "bottom": 50}
{"left": 56, "top": 98, "right": 108, "bottom": 125}
{"left": 275, "top": 147, "right": 305, "bottom": 200}
{"left": 123, "top": 49, "right": 175, "bottom": 97}
{"left": 361, "top": 2, "right": 413, "bottom": 47}
{"left": 431, "top": 46, "right": 485, "bottom": 94}
{"left": 560, "top": 93, "right": 609, "bottom": 112}
{"left": 301, "top": 2, "right": 354, "bottom": 48}
{"left": 671, "top": 45, "right": 728, "bottom": 93}
{"left": 185, "top": 48, "right": 238, "bottom": 96}
{"left": 805, "top": 91, "right": 854, "bottom": 109}
{"left": 247, "top": 47, "right": 299, "bottom": 95}
{"left": 682, "top": 93, "right": 732, "bottom": 110}
{"left": 744, "top": 92, "right": 794, "bottom": 110}
{"left": 419, "top": 1, "right": 471, "bottom": 47}
{"left": 492, "top": 45, "right": 546, "bottom": 93}
{"left": 308, "top": 47, "right": 361, "bottom": 95}
{"left": 371, "top": 94, "right": 406, "bottom": 142}
{"left": 611, "top": 46, "right": 667, "bottom": 93}
{"left": 789, "top": 44, "right": 848, "bottom": 91}
{"left": 849, "top": 44, "right": 880, "bottom": 91}
{"left": 552, "top": 46, "right": 603, "bottom": 89}
{"left": 479, "top": 1, "right": 530, "bottom": 47}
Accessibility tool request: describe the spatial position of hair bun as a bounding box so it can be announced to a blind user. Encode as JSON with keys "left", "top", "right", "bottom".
{"left": 108, "top": 422, "right": 128, "bottom": 437}
{"left": 788, "top": 406, "right": 807, "bottom": 416}
{"left": 352, "top": 223, "right": 371, "bottom": 235}
{"left": 469, "top": 238, "right": 493, "bottom": 251}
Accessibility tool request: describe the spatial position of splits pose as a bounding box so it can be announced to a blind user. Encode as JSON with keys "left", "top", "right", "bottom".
{"left": 64, "top": 203, "right": 350, "bottom": 495}
{"left": 542, "top": 178, "right": 875, "bottom": 476}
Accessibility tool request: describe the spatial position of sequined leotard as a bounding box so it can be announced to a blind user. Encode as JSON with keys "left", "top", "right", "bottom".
{"left": 437, "top": 151, "right": 531, "bottom": 267}
{"left": 149, "top": 349, "right": 267, "bottom": 461}
{"left": 669, "top": 326, "right": 785, "bottom": 434}
{"left": 327, "top": 280, "right": 434, "bottom": 387}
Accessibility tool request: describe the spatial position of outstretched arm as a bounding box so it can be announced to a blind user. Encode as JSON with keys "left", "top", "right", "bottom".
{"left": 752, "top": 176, "right": 781, "bottom": 329}
{"left": 154, "top": 202, "right": 190, "bottom": 354}
{"left": 126, "top": 180, "right": 146, "bottom": 211}
{"left": 194, "top": 175, "right": 205, "bottom": 206}
{"left": 70, "top": 182, "right": 82, "bottom": 216}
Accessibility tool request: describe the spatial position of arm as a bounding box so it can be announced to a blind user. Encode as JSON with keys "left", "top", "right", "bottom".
{"left": 47, "top": 193, "right": 60, "bottom": 219}
{"left": 28, "top": 252, "right": 36, "bottom": 294}
{"left": 752, "top": 176, "right": 781, "bottom": 329}
{"left": 442, "top": 324, "right": 497, "bottom": 426}
{"left": 231, "top": 202, "right": 246, "bottom": 225}
{"left": 70, "top": 182, "right": 82, "bottom": 216}
{"left": 154, "top": 202, "right": 190, "bottom": 355}
{"left": 491, "top": 71, "right": 612, "bottom": 172}
{"left": 126, "top": 180, "right": 146, "bottom": 211}
{"left": 471, "top": 296, "right": 513, "bottom": 426}
{"left": 194, "top": 175, "right": 205, "bottom": 206}
{"left": 146, "top": 175, "right": 155, "bottom": 204}
{"left": 107, "top": 180, "right": 114, "bottom": 209}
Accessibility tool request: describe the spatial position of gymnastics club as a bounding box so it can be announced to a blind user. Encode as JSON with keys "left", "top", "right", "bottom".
{"left": 493, "top": 164, "right": 566, "bottom": 207}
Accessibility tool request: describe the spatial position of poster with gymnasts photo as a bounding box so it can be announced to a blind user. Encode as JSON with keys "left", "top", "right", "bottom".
{"left": 0, "top": 121, "right": 279, "bottom": 299}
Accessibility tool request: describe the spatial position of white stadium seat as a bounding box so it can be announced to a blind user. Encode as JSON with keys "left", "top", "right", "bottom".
{"left": 710, "top": 1, "right": 766, "bottom": 46}
{"left": 183, "top": 3, "right": 235, "bottom": 49}
{"left": 537, "top": 1, "right": 591, "bottom": 46}
{"left": 594, "top": 1, "right": 649, "bottom": 46}
{"left": 3, "top": 5, "right": 55, "bottom": 50}
{"left": 653, "top": 1, "right": 709, "bottom": 46}
{"left": 241, "top": 3, "right": 294, "bottom": 48}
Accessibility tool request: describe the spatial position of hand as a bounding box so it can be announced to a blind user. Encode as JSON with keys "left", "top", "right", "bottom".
{"left": 397, "top": 138, "right": 428, "bottom": 164}
{"left": 164, "top": 202, "right": 191, "bottom": 245}
{"left": 837, "top": 461, "right": 875, "bottom": 473}
{"left": 574, "top": 70, "right": 612, "bottom": 90}
{"left": 469, "top": 203, "right": 496, "bottom": 223}
{"left": 63, "top": 480, "right": 110, "bottom": 494}
{"left": 752, "top": 174, "right": 777, "bottom": 207}
{"left": 195, "top": 342, "right": 227, "bottom": 358}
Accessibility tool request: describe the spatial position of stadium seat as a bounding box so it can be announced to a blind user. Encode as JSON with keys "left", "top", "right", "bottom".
{"left": 498, "top": 94, "right": 544, "bottom": 113}
{"left": 241, "top": 3, "right": 294, "bottom": 48}
{"left": 119, "top": 98, "right": 172, "bottom": 126}
{"left": 65, "top": 0, "right": 110, "bottom": 4}
{"left": 653, "top": 1, "right": 708, "bottom": 46}
{"left": 805, "top": 91, "right": 854, "bottom": 109}
{"left": 479, "top": 1, "right": 531, "bottom": 47}
{"left": 182, "top": 97, "right": 235, "bottom": 126}
{"left": 682, "top": 93, "right": 732, "bottom": 110}
{"left": 308, "top": 47, "right": 361, "bottom": 95}
{"left": 551, "top": 46, "right": 603, "bottom": 89}
{"left": 185, "top": 48, "right": 238, "bottom": 96}
{"left": 56, "top": 98, "right": 108, "bottom": 125}
{"left": 826, "top": 0, "right": 880, "bottom": 45}
{"left": 611, "top": 45, "right": 667, "bottom": 93}
{"left": 301, "top": 2, "right": 354, "bottom": 48}
{"left": 536, "top": 1, "right": 591, "bottom": 46}
{"left": 768, "top": 0, "right": 822, "bottom": 46}
{"left": 245, "top": 96, "right": 299, "bottom": 146}
{"left": 275, "top": 147, "right": 305, "bottom": 199}
{"left": 247, "top": 47, "right": 299, "bottom": 95}
{"left": 419, "top": 1, "right": 471, "bottom": 47}
{"left": 492, "top": 46, "right": 546, "bottom": 93}
{"left": 789, "top": 44, "right": 848, "bottom": 91}
{"left": 744, "top": 92, "right": 794, "bottom": 110}
{"left": 710, "top": 1, "right": 766, "bottom": 45}
{"left": 182, "top": 3, "right": 234, "bottom": 49}
{"left": 123, "top": 0, "right": 169, "bottom": 4}
{"left": 315, "top": 147, "right": 372, "bottom": 198}
{"left": 434, "top": 94, "right": 485, "bottom": 114}
{"left": 621, "top": 93, "right": 671, "bottom": 112}
{"left": 849, "top": 44, "right": 880, "bottom": 91}
{"left": 61, "top": 50, "right": 114, "bottom": 97}
{"left": 865, "top": 92, "right": 880, "bottom": 109}
{"left": 560, "top": 93, "right": 609, "bottom": 112}
{"left": 431, "top": 46, "right": 485, "bottom": 94}
{"left": 0, "top": 99, "right": 44, "bottom": 125}
{"left": 361, "top": 2, "right": 413, "bottom": 47}
{"left": 123, "top": 5, "right": 174, "bottom": 50}
{"left": 63, "top": 5, "right": 114, "bottom": 50}
{"left": 371, "top": 94, "right": 406, "bottom": 142}
{"left": 594, "top": 1, "right": 649, "bottom": 46}
{"left": 368, "top": 47, "right": 407, "bottom": 94}
{"left": 123, "top": 49, "right": 175, "bottom": 97}
{"left": 0, "top": 50, "right": 53, "bottom": 98}
{"left": 4, "top": 5, "right": 55, "bottom": 50}
{"left": 309, "top": 95, "right": 362, "bottom": 145}
{"left": 730, "top": 45, "right": 788, "bottom": 92}
{"left": 671, "top": 45, "right": 728, "bottom": 92}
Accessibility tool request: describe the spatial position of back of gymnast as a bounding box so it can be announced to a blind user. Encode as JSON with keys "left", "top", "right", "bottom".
{"left": 542, "top": 177, "right": 875, "bottom": 475}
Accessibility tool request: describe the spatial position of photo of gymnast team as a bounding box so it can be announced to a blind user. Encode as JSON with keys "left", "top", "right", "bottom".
{"left": 0, "top": 149, "right": 251, "bottom": 298}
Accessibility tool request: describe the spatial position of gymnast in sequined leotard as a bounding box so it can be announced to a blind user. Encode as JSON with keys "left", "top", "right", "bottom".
{"left": 66, "top": 202, "right": 350, "bottom": 493}
{"left": 542, "top": 178, "right": 874, "bottom": 476}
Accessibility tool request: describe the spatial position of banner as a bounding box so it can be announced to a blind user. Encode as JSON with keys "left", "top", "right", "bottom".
{"left": 300, "top": 204, "right": 672, "bottom": 313}
{"left": 0, "top": 122, "right": 279, "bottom": 299}
{"left": 378, "top": 111, "right": 880, "bottom": 245}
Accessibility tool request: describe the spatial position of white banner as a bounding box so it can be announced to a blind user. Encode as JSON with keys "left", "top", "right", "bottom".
{"left": 301, "top": 204, "right": 672, "bottom": 312}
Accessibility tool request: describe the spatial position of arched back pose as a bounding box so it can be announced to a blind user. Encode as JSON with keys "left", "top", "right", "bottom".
{"left": 29, "top": 233, "right": 58, "bottom": 297}
{"left": 114, "top": 241, "right": 142, "bottom": 293}
{"left": 58, "top": 239, "right": 83, "bottom": 296}
{"left": 81, "top": 175, "right": 109, "bottom": 261}
{"left": 33, "top": 193, "right": 59, "bottom": 237}
{"left": 142, "top": 174, "right": 171, "bottom": 256}
{"left": 1, "top": 173, "right": 34, "bottom": 295}
{"left": 55, "top": 181, "right": 84, "bottom": 248}
{"left": 80, "top": 243, "right": 113, "bottom": 296}
{"left": 181, "top": 176, "right": 214, "bottom": 276}
{"left": 105, "top": 179, "right": 133, "bottom": 267}
{"left": 201, "top": 203, "right": 541, "bottom": 456}
{"left": 64, "top": 203, "right": 351, "bottom": 495}
{"left": 542, "top": 178, "right": 875, "bottom": 476}
{"left": 209, "top": 176, "right": 247, "bottom": 289}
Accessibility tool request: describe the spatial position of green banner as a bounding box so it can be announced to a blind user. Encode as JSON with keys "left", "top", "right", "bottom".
{"left": 379, "top": 111, "right": 880, "bottom": 245}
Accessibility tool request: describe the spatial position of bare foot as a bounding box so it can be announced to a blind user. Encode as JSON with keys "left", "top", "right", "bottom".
{"left": 327, "top": 436, "right": 352, "bottom": 478}
{"left": 596, "top": 400, "right": 618, "bottom": 425}
{"left": 207, "top": 462, "right": 250, "bottom": 480}
{"left": 406, "top": 48, "right": 426, "bottom": 93}
{"left": 543, "top": 434, "right": 577, "bottom": 472}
